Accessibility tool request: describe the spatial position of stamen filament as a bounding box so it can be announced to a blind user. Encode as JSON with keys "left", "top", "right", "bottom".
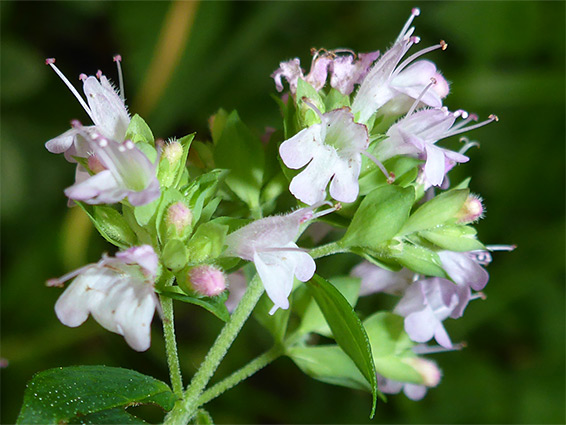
{"left": 393, "top": 42, "right": 445, "bottom": 77}
{"left": 442, "top": 115, "right": 498, "bottom": 139}
{"left": 45, "top": 58, "right": 95, "bottom": 122}
{"left": 407, "top": 77, "right": 437, "bottom": 116}
{"left": 114, "top": 55, "right": 125, "bottom": 101}
{"left": 396, "top": 8, "right": 420, "bottom": 42}
{"left": 362, "top": 150, "right": 395, "bottom": 183}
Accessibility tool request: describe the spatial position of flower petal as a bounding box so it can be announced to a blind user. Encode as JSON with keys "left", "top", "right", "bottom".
{"left": 438, "top": 251, "right": 489, "bottom": 291}
{"left": 279, "top": 125, "right": 321, "bottom": 169}
{"left": 289, "top": 154, "right": 335, "bottom": 205}
{"left": 404, "top": 308, "right": 438, "bottom": 343}
{"left": 253, "top": 251, "right": 295, "bottom": 314}
{"left": 64, "top": 169, "right": 127, "bottom": 204}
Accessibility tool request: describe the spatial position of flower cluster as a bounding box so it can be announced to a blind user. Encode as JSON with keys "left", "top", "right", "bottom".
{"left": 42, "top": 8, "right": 511, "bottom": 412}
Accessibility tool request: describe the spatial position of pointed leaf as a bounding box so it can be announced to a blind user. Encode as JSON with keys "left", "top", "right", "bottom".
{"left": 157, "top": 286, "right": 229, "bottom": 322}
{"left": 125, "top": 114, "right": 154, "bottom": 146}
{"left": 76, "top": 203, "right": 137, "bottom": 249}
{"left": 306, "top": 274, "right": 377, "bottom": 417}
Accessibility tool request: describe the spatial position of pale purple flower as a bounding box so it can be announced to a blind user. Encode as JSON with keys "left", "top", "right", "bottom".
{"left": 375, "top": 108, "right": 497, "bottom": 187}
{"left": 438, "top": 250, "right": 490, "bottom": 291}
{"left": 394, "top": 278, "right": 470, "bottom": 348}
{"left": 329, "top": 50, "right": 381, "bottom": 96}
{"left": 351, "top": 9, "right": 449, "bottom": 124}
{"left": 279, "top": 106, "right": 369, "bottom": 205}
{"left": 47, "top": 245, "right": 159, "bottom": 352}
{"left": 272, "top": 52, "right": 332, "bottom": 94}
{"left": 223, "top": 207, "right": 333, "bottom": 314}
{"left": 45, "top": 57, "right": 130, "bottom": 162}
{"left": 351, "top": 261, "right": 413, "bottom": 296}
{"left": 63, "top": 122, "right": 160, "bottom": 206}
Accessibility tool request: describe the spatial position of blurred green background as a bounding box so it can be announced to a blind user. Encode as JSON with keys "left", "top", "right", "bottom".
{"left": 1, "top": 1, "right": 564, "bottom": 423}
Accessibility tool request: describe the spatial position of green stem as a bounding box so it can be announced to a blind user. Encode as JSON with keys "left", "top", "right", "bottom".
{"left": 197, "top": 345, "right": 283, "bottom": 407}
{"left": 309, "top": 241, "right": 348, "bottom": 259}
{"left": 164, "top": 275, "right": 264, "bottom": 424}
{"left": 160, "top": 294, "right": 184, "bottom": 399}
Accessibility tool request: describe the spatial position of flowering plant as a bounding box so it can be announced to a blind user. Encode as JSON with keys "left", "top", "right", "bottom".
{"left": 17, "top": 9, "right": 514, "bottom": 424}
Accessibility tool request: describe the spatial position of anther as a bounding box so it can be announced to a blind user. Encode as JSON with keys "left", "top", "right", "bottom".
{"left": 489, "top": 114, "right": 499, "bottom": 122}
{"left": 45, "top": 58, "right": 56, "bottom": 65}
{"left": 96, "top": 70, "right": 102, "bottom": 79}
{"left": 113, "top": 54, "right": 122, "bottom": 62}
{"left": 79, "top": 73, "right": 87, "bottom": 81}
{"left": 440, "top": 40, "right": 448, "bottom": 50}
{"left": 412, "top": 7, "right": 420, "bottom": 16}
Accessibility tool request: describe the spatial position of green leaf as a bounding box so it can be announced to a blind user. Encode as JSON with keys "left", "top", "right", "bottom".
{"left": 157, "top": 286, "right": 229, "bottom": 322}
{"left": 324, "top": 88, "right": 351, "bottom": 110}
{"left": 306, "top": 274, "right": 377, "bottom": 417}
{"left": 134, "top": 197, "right": 161, "bottom": 227}
{"left": 399, "top": 189, "right": 469, "bottom": 236}
{"left": 341, "top": 185, "right": 415, "bottom": 248}
{"left": 209, "top": 108, "right": 229, "bottom": 145}
{"left": 76, "top": 203, "right": 137, "bottom": 249}
{"left": 213, "top": 111, "right": 264, "bottom": 209}
{"left": 420, "top": 225, "right": 486, "bottom": 252}
{"left": 299, "top": 276, "right": 361, "bottom": 337}
{"left": 162, "top": 238, "right": 189, "bottom": 271}
{"left": 296, "top": 78, "right": 325, "bottom": 127}
{"left": 125, "top": 114, "right": 154, "bottom": 145}
{"left": 287, "top": 345, "right": 369, "bottom": 391}
{"left": 186, "top": 221, "right": 229, "bottom": 263}
{"left": 17, "top": 366, "right": 177, "bottom": 424}
{"left": 391, "top": 243, "right": 447, "bottom": 277}
{"left": 68, "top": 407, "right": 147, "bottom": 424}
{"left": 194, "top": 408, "right": 214, "bottom": 425}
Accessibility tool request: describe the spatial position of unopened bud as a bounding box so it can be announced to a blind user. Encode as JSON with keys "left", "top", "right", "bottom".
{"left": 158, "top": 141, "right": 184, "bottom": 187}
{"left": 166, "top": 202, "right": 193, "bottom": 238}
{"left": 403, "top": 358, "right": 442, "bottom": 387}
{"left": 189, "top": 265, "right": 226, "bottom": 297}
{"left": 456, "top": 194, "right": 484, "bottom": 223}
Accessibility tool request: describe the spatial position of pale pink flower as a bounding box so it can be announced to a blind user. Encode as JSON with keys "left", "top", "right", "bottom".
{"left": 45, "top": 56, "right": 130, "bottom": 162}
{"left": 47, "top": 245, "right": 159, "bottom": 352}
{"left": 63, "top": 122, "right": 160, "bottom": 206}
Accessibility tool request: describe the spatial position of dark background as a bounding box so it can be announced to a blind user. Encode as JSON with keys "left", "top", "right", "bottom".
{"left": 1, "top": 1, "right": 564, "bottom": 423}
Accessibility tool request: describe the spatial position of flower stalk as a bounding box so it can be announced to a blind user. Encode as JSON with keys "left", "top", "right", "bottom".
{"left": 164, "top": 275, "right": 264, "bottom": 424}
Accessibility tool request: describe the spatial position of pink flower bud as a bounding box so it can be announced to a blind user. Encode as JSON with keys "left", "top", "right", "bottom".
{"left": 456, "top": 194, "right": 484, "bottom": 223}
{"left": 403, "top": 357, "right": 442, "bottom": 387}
{"left": 189, "top": 265, "right": 226, "bottom": 297}
{"left": 162, "top": 141, "right": 183, "bottom": 166}
{"left": 166, "top": 202, "right": 192, "bottom": 235}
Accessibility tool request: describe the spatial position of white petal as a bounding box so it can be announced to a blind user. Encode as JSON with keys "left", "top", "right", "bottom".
{"left": 329, "top": 156, "right": 361, "bottom": 203}
{"left": 289, "top": 154, "right": 335, "bottom": 205}
{"left": 279, "top": 125, "right": 321, "bottom": 169}
{"left": 438, "top": 251, "right": 489, "bottom": 291}
{"left": 83, "top": 76, "right": 130, "bottom": 141}
{"left": 403, "top": 384, "right": 428, "bottom": 401}
{"left": 254, "top": 251, "right": 295, "bottom": 313}
{"left": 64, "top": 169, "right": 127, "bottom": 204}
{"left": 45, "top": 128, "right": 78, "bottom": 154}
{"left": 116, "top": 245, "right": 159, "bottom": 278}
{"left": 424, "top": 144, "right": 446, "bottom": 187}
{"left": 404, "top": 308, "right": 438, "bottom": 343}
{"left": 291, "top": 250, "right": 316, "bottom": 282}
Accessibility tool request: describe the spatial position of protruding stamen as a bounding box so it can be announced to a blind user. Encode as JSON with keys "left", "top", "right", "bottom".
{"left": 413, "top": 342, "right": 465, "bottom": 355}
{"left": 397, "top": 8, "right": 421, "bottom": 42}
{"left": 407, "top": 77, "right": 437, "bottom": 116}
{"left": 96, "top": 70, "right": 103, "bottom": 79}
{"left": 443, "top": 114, "right": 498, "bottom": 139}
{"left": 79, "top": 73, "right": 87, "bottom": 81}
{"left": 361, "top": 150, "right": 395, "bottom": 183}
{"left": 46, "top": 263, "right": 95, "bottom": 287}
{"left": 459, "top": 137, "right": 480, "bottom": 155}
{"left": 393, "top": 42, "right": 446, "bottom": 77}
{"left": 470, "top": 292, "right": 487, "bottom": 301}
{"left": 45, "top": 58, "right": 94, "bottom": 122}
{"left": 311, "top": 202, "right": 341, "bottom": 220}
{"left": 486, "top": 244, "right": 516, "bottom": 252}
{"left": 114, "top": 54, "right": 125, "bottom": 101}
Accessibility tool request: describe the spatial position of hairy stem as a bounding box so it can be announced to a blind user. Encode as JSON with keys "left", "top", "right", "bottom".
{"left": 309, "top": 241, "right": 348, "bottom": 259}
{"left": 197, "top": 345, "right": 283, "bottom": 407}
{"left": 164, "top": 275, "right": 264, "bottom": 424}
{"left": 160, "top": 294, "right": 184, "bottom": 398}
